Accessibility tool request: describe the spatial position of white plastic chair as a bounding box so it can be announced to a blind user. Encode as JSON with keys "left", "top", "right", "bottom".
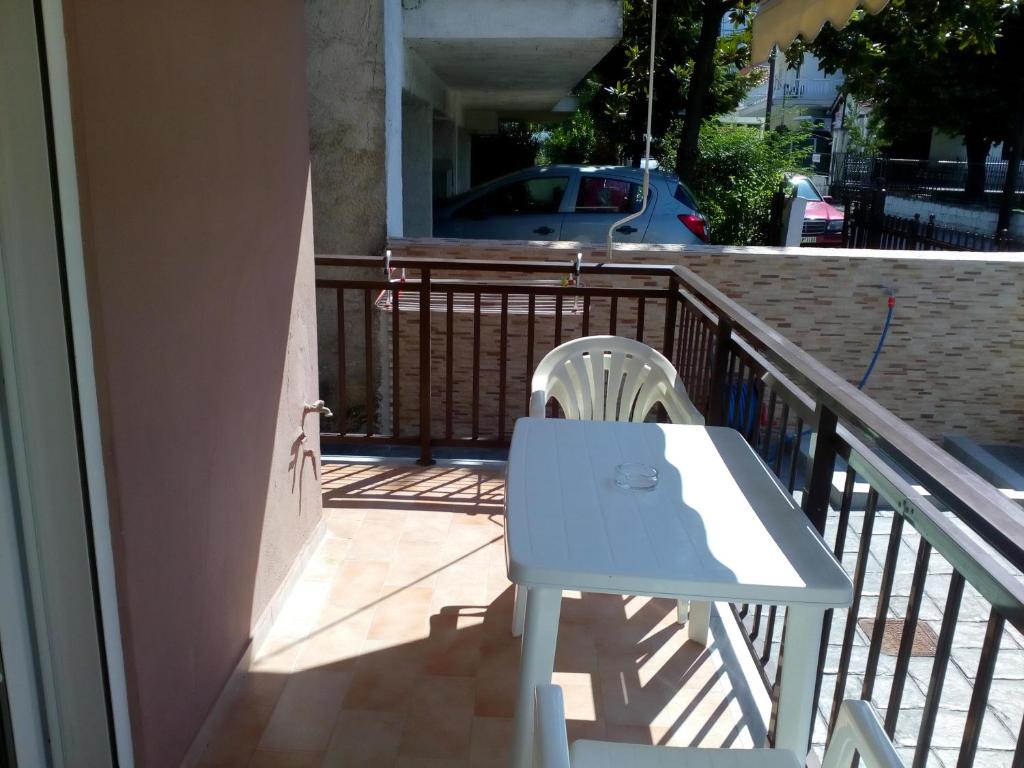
{"left": 528, "top": 335, "right": 703, "bottom": 425}
{"left": 534, "top": 686, "right": 905, "bottom": 768}
{"left": 513, "top": 335, "right": 706, "bottom": 638}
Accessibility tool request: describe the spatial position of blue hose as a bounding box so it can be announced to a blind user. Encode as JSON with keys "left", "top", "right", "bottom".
{"left": 763, "top": 295, "right": 895, "bottom": 464}
{"left": 857, "top": 298, "right": 895, "bottom": 390}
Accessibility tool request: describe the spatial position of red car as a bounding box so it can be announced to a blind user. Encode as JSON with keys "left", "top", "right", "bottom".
{"left": 787, "top": 174, "right": 844, "bottom": 247}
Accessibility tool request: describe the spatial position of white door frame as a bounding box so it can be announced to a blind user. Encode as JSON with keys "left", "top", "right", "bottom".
{"left": 0, "top": 0, "right": 133, "bottom": 765}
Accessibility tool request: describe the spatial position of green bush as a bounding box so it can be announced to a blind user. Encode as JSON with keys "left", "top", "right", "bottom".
{"left": 660, "top": 121, "right": 810, "bottom": 245}
{"left": 539, "top": 110, "right": 598, "bottom": 165}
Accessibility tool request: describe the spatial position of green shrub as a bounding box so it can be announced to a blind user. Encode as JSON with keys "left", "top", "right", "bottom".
{"left": 660, "top": 121, "right": 810, "bottom": 245}
{"left": 539, "top": 110, "right": 598, "bottom": 165}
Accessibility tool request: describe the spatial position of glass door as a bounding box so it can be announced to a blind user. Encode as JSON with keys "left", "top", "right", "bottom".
{"left": 0, "top": 1, "right": 122, "bottom": 765}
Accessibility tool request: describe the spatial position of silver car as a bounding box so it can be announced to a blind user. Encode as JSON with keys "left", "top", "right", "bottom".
{"left": 433, "top": 165, "right": 710, "bottom": 244}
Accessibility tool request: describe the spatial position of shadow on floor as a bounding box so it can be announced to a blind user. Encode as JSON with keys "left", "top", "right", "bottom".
{"left": 195, "top": 462, "right": 766, "bottom": 767}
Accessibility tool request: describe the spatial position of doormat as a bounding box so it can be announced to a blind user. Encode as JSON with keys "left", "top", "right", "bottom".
{"left": 857, "top": 617, "right": 939, "bottom": 657}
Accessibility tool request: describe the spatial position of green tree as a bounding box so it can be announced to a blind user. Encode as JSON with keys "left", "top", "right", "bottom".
{"left": 842, "top": 102, "right": 886, "bottom": 156}
{"left": 673, "top": 0, "right": 757, "bottom": 180}
{"left": 788, "top": 0, "right": 1024, "bottom": 200}
{"left": 543, "top": 0, "right": 762, "bottom": 169}
{"left": 538, "top": 82, "right": 601, "bottom": 164}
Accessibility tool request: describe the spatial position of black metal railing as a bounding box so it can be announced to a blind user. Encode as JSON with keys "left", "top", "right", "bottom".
{"left": 315, "top": 243, "right": 1024, "bottom": 765}
{"left": 831, "top": 154, "right": 1024, "bottom": 202}
{"left": 842, "top": 189, "right": 1024, "bottom": 251}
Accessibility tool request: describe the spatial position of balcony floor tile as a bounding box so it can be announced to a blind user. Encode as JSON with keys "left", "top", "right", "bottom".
{"left": 196, "top": 462, "right": 763, "bottom": 767}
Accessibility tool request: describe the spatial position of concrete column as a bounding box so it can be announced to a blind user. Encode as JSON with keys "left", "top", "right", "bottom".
{"left": 402, "top": 94, "right": 434, "bottom": 237}
{"left": 457, "top": 126, "right": 472, "bottom": 194}
{"left": 305, "top": 0, "right": 386, "bottom": 255}
{"left": 384, "top": 0, "right": 404, "bottom": 237}
{"left": 433, "top": 115, "right": 457, "bottom": 201}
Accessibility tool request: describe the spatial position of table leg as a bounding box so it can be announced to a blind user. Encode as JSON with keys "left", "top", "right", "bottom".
{"left": 510, "top": 586, "right": 561, "bottom": 768}
{"left": 512, "top": 584, "right": 527, "bottom": 637}
{"left": 685, "top": 600, "right": 710, "bottom": 645}
{"left": 774, "top": 604, "right": 824, "bottom": 758}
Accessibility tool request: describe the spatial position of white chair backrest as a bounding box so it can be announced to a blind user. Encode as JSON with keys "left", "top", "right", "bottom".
{"left": 529, "top": 336, "right": 703, "bottom": 425}
{"left": 535, "top": 686, "right": 904, "bottom": 768}
{"left": 535, "top": 684, "right": 572, "bottom": 768}
{"left": 822, "top": 700, "right": 905, "bottom": 768}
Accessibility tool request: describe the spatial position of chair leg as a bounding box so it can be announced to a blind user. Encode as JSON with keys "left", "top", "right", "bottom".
{"left": 687, "top": 600, "right": 711, "bottom": 645}
{"left": 512, "top": 584, "right": 527, "bottom": 637}
{"left": 676, "top": 599, "right": 688, "bottom": 624}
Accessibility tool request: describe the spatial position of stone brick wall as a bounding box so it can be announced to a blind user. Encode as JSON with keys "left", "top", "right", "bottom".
{"left": 359, "top": 239, "right": 1024, "bottom": 444}
{"left": 378, "top": 282, "right": 663, "bottom": 442}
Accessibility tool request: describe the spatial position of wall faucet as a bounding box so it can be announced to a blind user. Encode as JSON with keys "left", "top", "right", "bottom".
{"left": 304, "top": 400, "right": 334, "bottom": 419}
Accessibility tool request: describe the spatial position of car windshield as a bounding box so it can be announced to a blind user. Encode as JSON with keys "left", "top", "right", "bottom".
{"left": 790, "top": 177, "right": 822, "bottom": 201}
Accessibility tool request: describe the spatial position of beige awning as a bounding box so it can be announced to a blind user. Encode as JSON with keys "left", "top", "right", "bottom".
{"left": 751, "top": 0, "right": 891, "bottom": 64}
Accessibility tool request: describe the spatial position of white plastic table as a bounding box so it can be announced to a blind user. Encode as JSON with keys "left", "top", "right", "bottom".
{"left": 505, "top": 418, "right": 853, "bottom": 768}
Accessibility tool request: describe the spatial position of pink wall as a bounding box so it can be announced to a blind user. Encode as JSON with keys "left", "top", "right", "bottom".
{"left": 62, "top": 3, "right": 322, "bottom": 765}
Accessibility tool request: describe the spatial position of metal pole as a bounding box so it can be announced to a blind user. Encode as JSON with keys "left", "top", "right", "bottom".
{"left": 418, "top": 268, "right": 433, "bottom": 465}
{"left": 606, "top": 0, "right": 658, "bottom": 260}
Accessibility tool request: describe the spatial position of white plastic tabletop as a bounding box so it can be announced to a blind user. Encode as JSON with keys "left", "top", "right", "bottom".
{"left": 505, "top": 418, "right": 852, "bottom": 608}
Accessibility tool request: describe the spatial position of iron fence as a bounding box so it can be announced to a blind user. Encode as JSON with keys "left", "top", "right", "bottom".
{"left": 316, "top": 245, "right": 1024, "bottom": 765}
{"left": 831, "top": 154, "right": 1024, "bottom": 202}
{"left": 842, "top": 189, "right": 1024, "bottom": 251}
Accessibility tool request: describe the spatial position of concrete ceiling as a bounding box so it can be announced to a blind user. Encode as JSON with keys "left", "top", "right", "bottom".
{"left": 407, "top": 38, "right": 617, "bottom": 111}
{"left": 404, "top": 0, "right": 621, "bottom": 113}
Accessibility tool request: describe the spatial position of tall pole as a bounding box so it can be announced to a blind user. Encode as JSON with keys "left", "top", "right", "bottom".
{"left": 764, "top": 45, "right": 777, "bottom": 131}
{"left": 606, "top": 0, "right": 658, "bottom": 260}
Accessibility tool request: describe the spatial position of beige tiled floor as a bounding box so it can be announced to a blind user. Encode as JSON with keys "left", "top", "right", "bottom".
{"left": 196, "top": 462, "right": 763, "bottom": 767}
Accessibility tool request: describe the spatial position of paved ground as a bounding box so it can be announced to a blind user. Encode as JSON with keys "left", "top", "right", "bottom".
{"left": 804, "top": 486, "right": 1023, "bottom": 768}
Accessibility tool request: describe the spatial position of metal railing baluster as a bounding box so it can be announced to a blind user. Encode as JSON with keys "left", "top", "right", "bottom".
{"left": 884, "top": 539, "right": 933, "bottom": 736}
{"left": 861, "top": 514, "right": 906, "bottom": 702}
{"left": 498, "top": 292, "right": 508, "bottom": 441}
{"left": 364, "top": 288, "right": 374, "bottom": 436}
{"left": 445, "top": 290, "right": 454, "bottom": 440}
{"left": 829, "top": 488, "right": 878, "bottom": 739}
{"left": 336, "top": 286, "right": 347, "bottom": 434}
{"left": 913, "top": 572, "right": 965, "bottom": 768}
{"left": 472, "top": 291, "right": 481, "bottom": 440}
{"left": 957, "top": 609, "right": 1006, "bottom": 768}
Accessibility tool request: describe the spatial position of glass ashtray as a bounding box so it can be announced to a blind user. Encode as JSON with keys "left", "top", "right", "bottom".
{"left": 615, "top": 463, "right": 658, "bottom": 491}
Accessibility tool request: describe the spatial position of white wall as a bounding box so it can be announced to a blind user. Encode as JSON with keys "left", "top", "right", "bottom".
{"left": 928, "top": 130, "right": 1005, "bottom": 162}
